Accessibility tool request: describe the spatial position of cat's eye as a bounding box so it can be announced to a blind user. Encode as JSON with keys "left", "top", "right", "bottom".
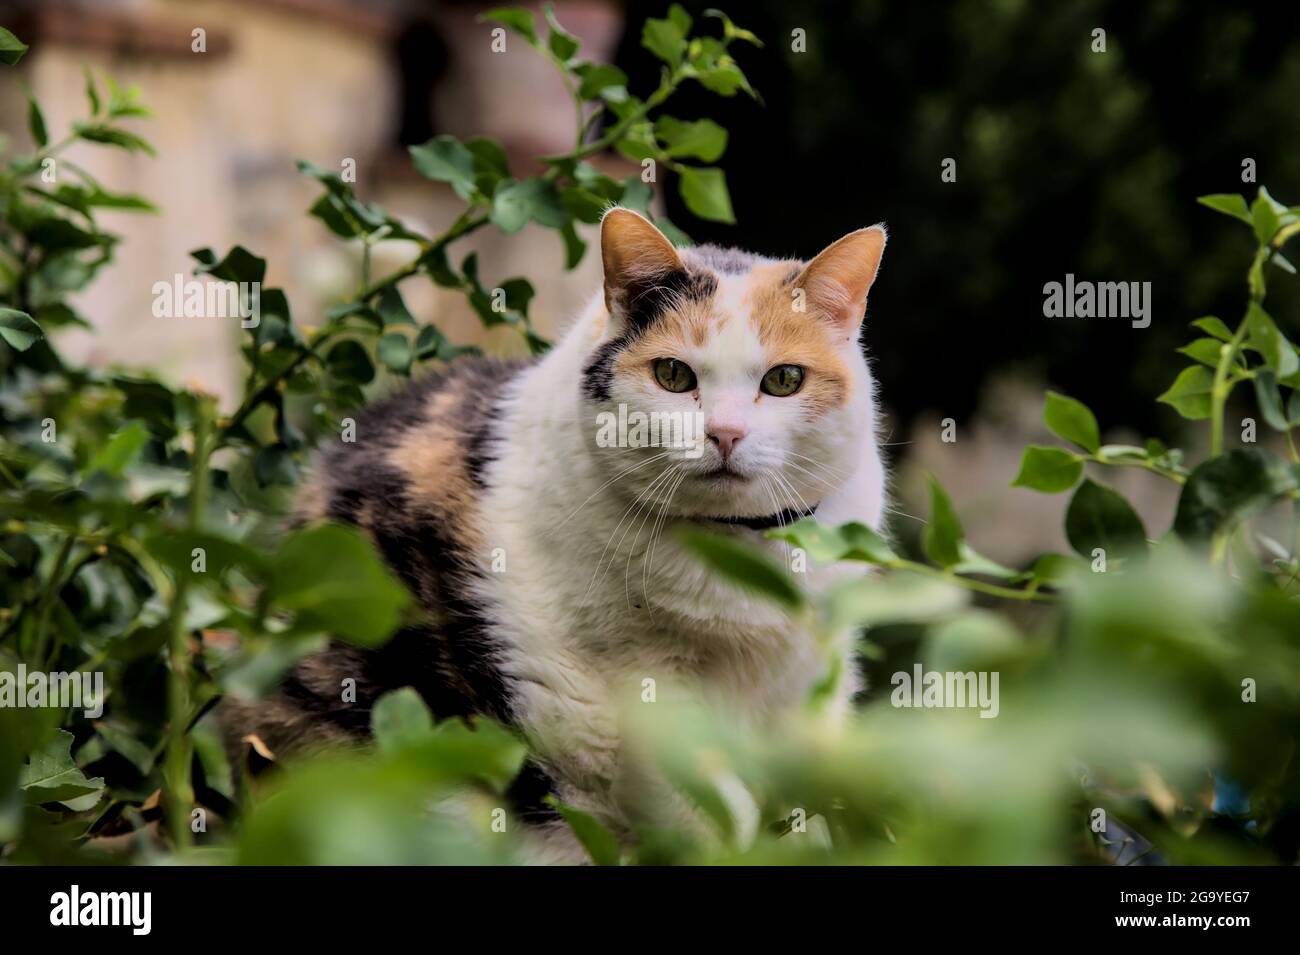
{"left": 654, "top": 358, "right": 697, "bottom": 393}
{"left": 760, "top": 364, "right": 804, "bottom": 397}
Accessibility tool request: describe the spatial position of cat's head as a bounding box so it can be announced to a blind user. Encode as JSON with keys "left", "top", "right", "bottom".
{"left": 581, "top": 208, "right": 886, "bottom": 524}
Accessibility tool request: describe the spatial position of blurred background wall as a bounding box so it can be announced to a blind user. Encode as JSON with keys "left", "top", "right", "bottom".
{"left": 2, "top": 0, "right": 1299, "bottom": 562}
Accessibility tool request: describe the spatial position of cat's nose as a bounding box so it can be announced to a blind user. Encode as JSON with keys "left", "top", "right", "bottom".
{"left": 707, "top": 424, "right": 747, "bottom": 459}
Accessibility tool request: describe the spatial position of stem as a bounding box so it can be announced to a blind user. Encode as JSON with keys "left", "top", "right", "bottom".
{"left": 354, "top": 211, "right": 490, "bottom": 302}
{"left": 32, "top": 534, "right": 75, "bottom": 665}
{"left": 544, "top": 74, "right": 676, "bottom": 164}
{"left": 889, "top": 559, "right": 1054, "bottom": 603}
{"left": 1087, "top": 454, "right": 1187, "bottom": 485}
{"left": 1210, "top": 324, "right": 1251, "bottom": 458}
{"left": 164, "top": 397, "right": 213, "bottom": 851}
{"left": 219, "top": 335, "right": 332, "bottom": 445}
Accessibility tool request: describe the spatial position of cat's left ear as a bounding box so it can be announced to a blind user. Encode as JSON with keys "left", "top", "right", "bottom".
{"left": 793, "top": 225, "right": 887, "bottom": 333}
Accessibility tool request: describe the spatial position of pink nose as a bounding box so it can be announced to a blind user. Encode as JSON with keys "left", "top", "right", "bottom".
{"left": 707, "top": 424, "right": 746, "bottom": 459}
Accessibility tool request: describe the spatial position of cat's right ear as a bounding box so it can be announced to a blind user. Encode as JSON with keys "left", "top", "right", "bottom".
{"left": 600, "top": 207, "right": 684, "bottom": 332}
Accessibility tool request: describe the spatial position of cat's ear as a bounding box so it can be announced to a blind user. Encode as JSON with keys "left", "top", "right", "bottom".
{"left": 793, "top": 225, "right": 887, "bottom": 333}
{"left": 600, "top": 207, "right": 685, "bottom": 325}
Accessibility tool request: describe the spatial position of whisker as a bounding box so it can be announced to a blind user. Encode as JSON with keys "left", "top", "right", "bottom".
{"left": 642, "top": 466, "right": 689, "bottom": 615}
{"left": 551, "top": 450, "right": 675, "bottom": 535}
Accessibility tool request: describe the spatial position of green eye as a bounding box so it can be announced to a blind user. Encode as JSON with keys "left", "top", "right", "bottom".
{"left": 760, "top": 364, "right": 804, "bottom": 397}
{"left": 654, "top": 358, "right": 697, "bottom": 393}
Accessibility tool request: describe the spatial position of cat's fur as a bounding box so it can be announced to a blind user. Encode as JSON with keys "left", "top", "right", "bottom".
{"left": 221, "top": 209, "right": 889, "bottom": 860}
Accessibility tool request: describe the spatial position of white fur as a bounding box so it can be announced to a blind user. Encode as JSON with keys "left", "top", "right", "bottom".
{"left": 475, "top": 269, "right": 888, "bottom": 852}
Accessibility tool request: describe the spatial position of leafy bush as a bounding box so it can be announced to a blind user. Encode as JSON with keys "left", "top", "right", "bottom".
{"left": 2, "top": 7, "right": 1299, "bottom": 865}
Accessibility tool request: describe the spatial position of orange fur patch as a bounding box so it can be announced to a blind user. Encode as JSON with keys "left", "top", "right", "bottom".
{"left": 611, "top": 261, "right": 853, "bottom": 418}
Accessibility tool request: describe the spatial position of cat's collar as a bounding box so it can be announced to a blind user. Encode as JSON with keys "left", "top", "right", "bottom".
{"left": 703, "top": 504, "right": 818, "bottom": 531}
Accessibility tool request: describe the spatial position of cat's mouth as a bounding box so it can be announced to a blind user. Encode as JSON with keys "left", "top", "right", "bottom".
{"left": 697, "top": 504, "right": 819, "bottom": 530}
{"left": 700, "top": 466, "right": 748, "bottom": 482}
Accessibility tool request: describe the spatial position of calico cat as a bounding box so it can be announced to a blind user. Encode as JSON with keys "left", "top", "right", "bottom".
{"left": 221, "top": 208, "right": 889, "bottom": 859}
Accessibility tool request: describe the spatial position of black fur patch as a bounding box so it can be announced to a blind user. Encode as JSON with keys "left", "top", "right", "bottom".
{"left": 505, "top": 759, "right": 562, "bottom": 824}
{"left": 582, "top": 266, "right": 718, "bottom": 401}
{"left": 618, "top": 266, "right": 718, "bottom": 333}
{"left": 287, "top": 360, "right": 527, "bottom": 728}
{"left": 581, "top": 336, "right": 629, "bottom": 402}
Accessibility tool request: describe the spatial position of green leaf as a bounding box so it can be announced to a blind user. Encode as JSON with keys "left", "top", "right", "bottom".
{"left": 371, "top": 688, "right": 435, "bottom": 753}
{"left": 1252, "top": 191, "right": 1282, "bottom": 245}
{"left": 377, "top": 286, "right": 416, "bottom": 326}
{"left": 145, "top": 530, "right": 270, "bottom": 580}
{"left": 559, "top": 220, "right": 586, "bottom": 269}
{"left": 543, "top": 3, "right": 579, "bottom": 62}
{"left": 676, "top": 528, "right": 804, "bottom": 610}
{"left": 72, "top": 122, "right": 156, "bottom": 156}
{"left": 1011, "top": 445, "right": 1084, "bottom": 493}
{"left": 84, "top": 66, "right": 100, "bottom": 115}
{"left": 560, "top": 184, "right": 609, "bottom": 224}
{"left": 1044, "top": 391, "right": 1100, "bottom": 453}
{"left": 825, "top": 574, "right": 967, "bottom": 631}
{"left": 481, "top": 7, "right": 538, "bottom": 45}
{"left": 1064, "top": 479, "right": 1146, "bottom": 559}
{"left": 267, "top": 523, "right": 411, "bottom": 647}
{"left": 1245, "top": 302, "right": 1299, "bottom": 378}
{"left": 1173, "top": 448, "right": 1298, "bottom": 542}
{"left": 922, "top": 475, "right": 964, "bottom": 567}
{"left": 1177, "top": 337, "right": 1229, "bottom": 369}
{"left": 89, "top": 420, "right": 150, "bottom": 476}
{"left": 576, "top": 63, "right": 628, "bottom": 101}
{"left": 410, "top": 136, "right": 478, "bottom": 201}
{"left": 19, "top": 730, "right": 105, "bottom": 809}
{"left": 84, "top": 186, "right": 157, "bottom": 212}
{"left": 667, "top": 3, "right": 693, "bottom": 34}
{"left": 236, "top": 721, "right": 526, "bottom": 865}
{"left": 192, "top": 244, "right": 266, "bottom": 284}
{"left": 490, "top": 177, "right": 567, "bottom": 234}
{"left": 325, "top": 340, "right": 375, "bottom": 384}
{"left": 309, "top": 194, "right": 360, "bottom": 238}
{"left": 548, "top": 797, "right": 622, "bottom": 865}
{"left": 0, "top": 308, "right": 43, "bottom": 351}
{"left": 0, "top": 26, "right": 27, "bottom": 65}
{"left": 642, "top": 12, "right": 687, "bottom": 67}
{"left": 466, "top": 136, "right": 510, "bottom": 196}
{"left": 1253, "top": 370, "right": 1291, "bottom": 431}
{"left": 655, "top": 116, "right": 728, "bottom": 162}
{"left": 377, "top": 332, "right": 413, "bottom": 375}
{"left": 499, "top": 277, "right": 535, "bottom": 314}
{"left": 677, "top": 166, "right": 735, "bottom": 224}
{"left": 1157, "top": 365, "right": 1215, "bottom": 420}
{"left": 704, "top": 8, "right": 763, "bottom": 46}
{"left": 1197, "top": 193, "right": 1252, "bottom": 225}
{"left": 95, "top": 724, "right": 156, "bottom": 775}
{"left": 1191, "top": 316, "right": 1234, "bottom": 342}
{"left": 1027, "top": 552, "right": 1087, "bottom": 585}
{"left": 27, "top": 96, "right": 47, "bottom": 148}
{"left": 766, "top": 517, "right": 897, "bottom": 564}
